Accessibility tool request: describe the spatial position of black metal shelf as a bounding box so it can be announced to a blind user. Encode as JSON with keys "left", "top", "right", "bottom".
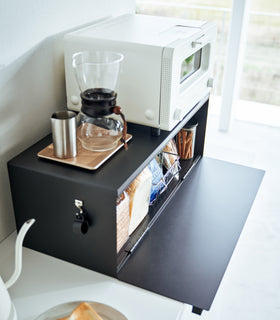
{"left": 8, "top": 95, "right": 264, "bottom": 315}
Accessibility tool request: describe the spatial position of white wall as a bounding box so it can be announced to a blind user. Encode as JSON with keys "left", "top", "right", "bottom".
{"left": 0, "top": 0, "right": 135, "bottom": 242}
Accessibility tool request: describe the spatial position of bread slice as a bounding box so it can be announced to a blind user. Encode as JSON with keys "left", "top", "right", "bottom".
{"left": 126, "top": 167, "right": 152, "bottom": 235}
{"left": 57, "top": 302, "right": 103, "bottom": 320}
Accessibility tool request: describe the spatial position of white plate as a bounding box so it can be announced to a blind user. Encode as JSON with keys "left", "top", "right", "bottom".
{"left": 34, "top": 301, "right": 127, "bottom": 320}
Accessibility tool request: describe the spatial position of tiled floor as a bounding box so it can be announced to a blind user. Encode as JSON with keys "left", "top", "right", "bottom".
{"left": 181, "top": 101, "right": 280, "bottom": 319}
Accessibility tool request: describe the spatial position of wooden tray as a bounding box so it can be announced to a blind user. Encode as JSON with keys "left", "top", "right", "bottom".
{"left": 37, "top": 134, "right": 132, "bottom": 170}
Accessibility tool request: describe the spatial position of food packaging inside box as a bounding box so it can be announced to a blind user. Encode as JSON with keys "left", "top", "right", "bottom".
{"left": 116, "top": 139, "right": 181, "bottom": 252}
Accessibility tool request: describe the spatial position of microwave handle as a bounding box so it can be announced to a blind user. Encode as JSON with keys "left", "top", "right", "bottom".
{"left": 191, "top": 34, "right": 206, "bottom": 48}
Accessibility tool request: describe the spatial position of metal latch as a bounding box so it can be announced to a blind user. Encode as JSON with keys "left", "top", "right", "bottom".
{"left": 73, "top": 199, "right": 89, "bottom": 235}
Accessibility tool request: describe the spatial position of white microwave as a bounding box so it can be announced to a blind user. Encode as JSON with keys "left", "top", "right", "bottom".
{"left": 64, "top": 14, "right": 217, "bottom": 132}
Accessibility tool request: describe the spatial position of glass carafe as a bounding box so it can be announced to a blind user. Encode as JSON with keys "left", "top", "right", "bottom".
{"left": 72, "top": 51, "right": 127, "bottom": 152}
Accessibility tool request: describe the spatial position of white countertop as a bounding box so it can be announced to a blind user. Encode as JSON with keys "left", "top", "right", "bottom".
{"left": 0, "top": 232, "right": 186, "bottom": 320}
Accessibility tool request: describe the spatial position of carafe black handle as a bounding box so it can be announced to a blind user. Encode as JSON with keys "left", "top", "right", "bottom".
{"left": 113, "top": 106, "right": 128, "bottom": 150}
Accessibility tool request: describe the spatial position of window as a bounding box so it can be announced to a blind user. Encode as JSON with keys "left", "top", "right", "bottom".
{"left": 180, "top": 49, "right": 202, "bottom": 83}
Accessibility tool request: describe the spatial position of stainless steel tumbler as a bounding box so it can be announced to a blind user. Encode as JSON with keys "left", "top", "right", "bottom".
{"left": 51, "top": 111, "right": 77, "bottom": 158}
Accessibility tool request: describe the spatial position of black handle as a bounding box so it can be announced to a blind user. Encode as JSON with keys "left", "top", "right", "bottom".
{"left": 73, "top": 216, "right": 89, "bottom": 235}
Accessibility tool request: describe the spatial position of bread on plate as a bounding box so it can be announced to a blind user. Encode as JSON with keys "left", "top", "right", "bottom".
{"left": 57, "top": 302, "right": 103, "bottom": 320}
